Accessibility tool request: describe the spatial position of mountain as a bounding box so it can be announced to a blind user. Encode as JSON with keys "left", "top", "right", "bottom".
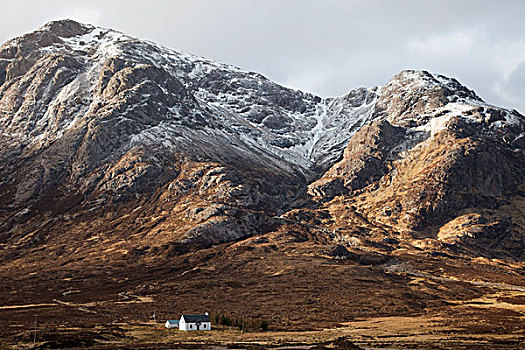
{"left": 1, "top": 20, "right": 524, "bottom": 348}
{"left": 308, "top": 70, "right": 525, "bottom": 258}
{"left": 0, "top": 19, "right": 382, "bottom": 249}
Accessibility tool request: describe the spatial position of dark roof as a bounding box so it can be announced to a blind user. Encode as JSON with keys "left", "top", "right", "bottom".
{"left": 166, "top": 320, "right": 179, "bottom": 324}
{"left": 182, "top": 314, "right": 210, "bottom": 323}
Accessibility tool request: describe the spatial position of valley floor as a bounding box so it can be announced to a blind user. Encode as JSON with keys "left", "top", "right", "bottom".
{"left": 1, "top": 257, "right": 525, "bottom": 349}
{"left": 2, "top": 311, "right": 525, "bottom": 349}
{"left": 1, "top": 229, "right": 525, "bottom": 349}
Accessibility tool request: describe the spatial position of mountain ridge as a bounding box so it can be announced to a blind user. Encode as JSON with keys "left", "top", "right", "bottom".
{"left": 1, "top": 19, "right": 524, "bottom": 254}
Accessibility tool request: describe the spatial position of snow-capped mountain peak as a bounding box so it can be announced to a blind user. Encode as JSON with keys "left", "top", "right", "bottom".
{"left": 0, "top": 20, "right": 387, "bottom": 174}
{"left": 1, "top": 19, "right": 524, "bottom": 276}
{"left": 1, "top": 20, "right": 522, "bottom": 188}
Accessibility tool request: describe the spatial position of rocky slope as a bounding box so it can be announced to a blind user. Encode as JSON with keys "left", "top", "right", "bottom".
{"left": 0, "top": 20, "right": 383, "bottom": 252}
{"left": 0, "top": 19, "right": 523, "bottom": 264}
{"left": 308, "top": 70, "right": 525, "bottom": 259}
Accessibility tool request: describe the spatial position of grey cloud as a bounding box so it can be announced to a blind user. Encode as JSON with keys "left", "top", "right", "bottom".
{"left": 498, "top": 63, "right": 525, "bottom": 111}
{"left": 1, "top": 0, "right": 524, "bottom": 112}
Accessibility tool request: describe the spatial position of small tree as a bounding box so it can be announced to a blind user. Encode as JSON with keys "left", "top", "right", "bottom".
{"left": 235, "top": 317, "right": 247, "bottom": 331}
{"left": 261, "top": 319, "right": 268, "bottom": 331}
{"left": 221, "top": 314, "right": 232, "bottom": 326}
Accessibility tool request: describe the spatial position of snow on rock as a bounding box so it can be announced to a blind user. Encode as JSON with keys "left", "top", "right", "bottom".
{"left": 1, "top": 21, "right": 523, "bottom": 181}
{"left": 0, "top": 20, "right": 386, "bottom": 176}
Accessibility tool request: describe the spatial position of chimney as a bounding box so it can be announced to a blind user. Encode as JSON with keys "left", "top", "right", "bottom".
{"left": 205, "top": 312, "right": 208, "bottom": 315}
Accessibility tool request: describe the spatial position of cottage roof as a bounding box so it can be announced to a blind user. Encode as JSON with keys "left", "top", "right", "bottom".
{"left": 166, "top": 319, "right": 179, "bottom": 324}
{"left": 181, "top": 314, "right": 211, "bottom": 323}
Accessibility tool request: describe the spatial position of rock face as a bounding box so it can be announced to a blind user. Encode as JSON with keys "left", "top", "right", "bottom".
{"left": 309, "top": 71, "right": 525, "bottom": 259}
{"left": 308, "top": 120, "right": 407, "bottom": 198}
{"left": 0, "top": 20, "right": 524, "bottom": 263}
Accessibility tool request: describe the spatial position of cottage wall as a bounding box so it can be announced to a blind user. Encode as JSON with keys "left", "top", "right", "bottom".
{"left": 179, "top": 317, "right": 211, "bottom": 331}
{"left": 165, "top": 320, "right": 179, "bottom": 329}
{"left": 179, "top": 317, "right": 188, "bottom": 331}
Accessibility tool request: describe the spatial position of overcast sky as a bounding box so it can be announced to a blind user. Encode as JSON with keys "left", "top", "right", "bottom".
{"left": 1, "top": 0, "right": 524, "bottom": 113}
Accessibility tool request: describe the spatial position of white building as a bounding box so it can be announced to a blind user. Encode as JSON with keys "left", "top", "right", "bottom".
{"left": 165, "top": 319, "right": 179, "bottom": 329}
{"left": 179, "top": 313, "right": 211, "bottom": 331}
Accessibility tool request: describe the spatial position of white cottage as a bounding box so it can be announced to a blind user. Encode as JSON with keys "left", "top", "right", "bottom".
{"left": 179, "top": 313, "right": 211, "bottom": 331}
{"left": 165, "top": 319, "right": 179, "bottom": 329}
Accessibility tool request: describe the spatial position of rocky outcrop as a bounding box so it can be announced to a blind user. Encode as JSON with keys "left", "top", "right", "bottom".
{"left": 307, "top": 72, "right": 525, "bottom": 258}
{"left": 308, "top": 120, "right": 408, "bottom": 198}
{"left": 0, "top": 20, "right": 310, "bottom": 250}
{"left": 375, "top": 70, "right": 482, "bottom": 126}
{"left": 354, "top": 124, "right": 525, "bottom": 230}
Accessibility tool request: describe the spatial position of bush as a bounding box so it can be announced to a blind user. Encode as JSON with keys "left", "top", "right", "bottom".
{"left": 214, "top": 313, "right": 268, "bottom": 332}
{"left": 214, "top": 313, "right": 233, "bottom": 326}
